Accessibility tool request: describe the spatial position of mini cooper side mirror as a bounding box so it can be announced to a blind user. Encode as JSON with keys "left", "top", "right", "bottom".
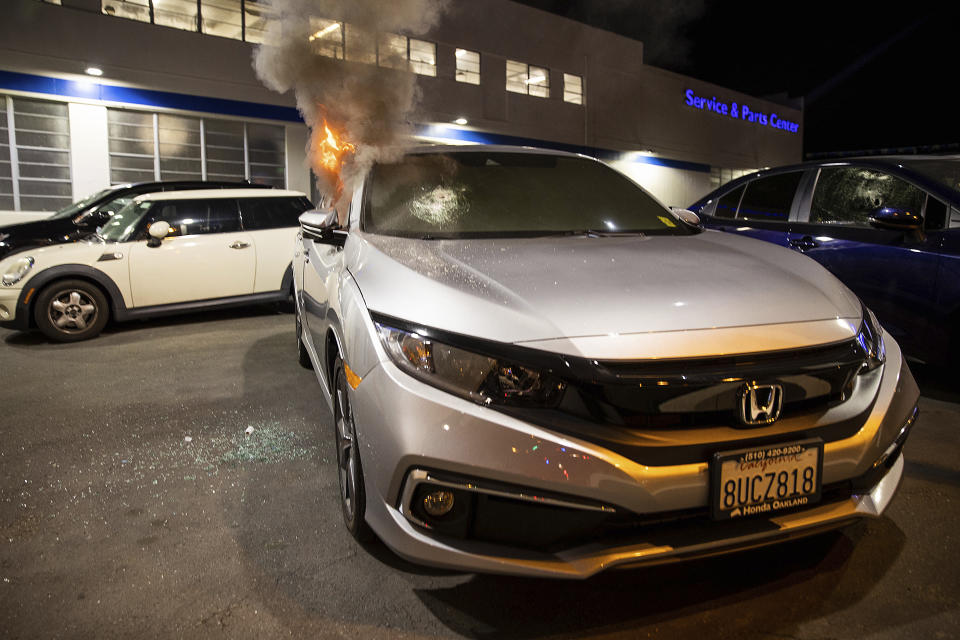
{"left": 868, "top": 207, "right": 923, "bottom": 232}
{"left": 147, "top": 220, "right": 171, "bottom": 248}
{"left": 299, "top": 209, "right": 346, "bottom": 248}
{"left": 671, "top": 208, "right": 704, "bottom": 230}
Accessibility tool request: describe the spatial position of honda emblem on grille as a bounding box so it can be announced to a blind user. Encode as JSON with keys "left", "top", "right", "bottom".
{"left": 738, "top": 383, "right": 783, "bottom": 426}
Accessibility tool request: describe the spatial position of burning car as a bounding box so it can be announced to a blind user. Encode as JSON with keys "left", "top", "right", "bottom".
{"left": 293, "top": 145, "right": 919, "bottom": 578}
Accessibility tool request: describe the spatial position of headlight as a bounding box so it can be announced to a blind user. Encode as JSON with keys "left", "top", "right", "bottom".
{"left": 856, "top": 305, "right": 885, "bottom": 372}
{"left": 375, "top": 322, "right": 565, "bottom": 407}
{"left": 1, "top": 256, "right": 34, "bottom": 286}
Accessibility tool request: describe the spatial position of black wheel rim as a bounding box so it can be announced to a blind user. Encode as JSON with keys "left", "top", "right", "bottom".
{"left": 334, "top": 373, "right": 359, "bottom": 524}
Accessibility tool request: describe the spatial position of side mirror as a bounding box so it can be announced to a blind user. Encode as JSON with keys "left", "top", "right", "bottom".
{"left": 299, "top": 209, "right": 346, "bottom": 248}
{"left": 868, "top": 207, "right": 922, "bottom": 231}
{"left": 671, "top": 207, "right": 703, "bottom": 230}
{"left": 147, "top": 220, "right": 171, "bottom": 248}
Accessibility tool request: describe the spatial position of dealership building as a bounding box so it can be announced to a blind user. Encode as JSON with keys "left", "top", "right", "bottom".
{"left": 0, "top": 0, "right": 803, "bottom": 214}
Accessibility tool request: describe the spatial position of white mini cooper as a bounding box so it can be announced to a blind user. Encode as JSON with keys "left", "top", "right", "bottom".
{"left": 0, "top": 189, "right": 313, "bottom": 341}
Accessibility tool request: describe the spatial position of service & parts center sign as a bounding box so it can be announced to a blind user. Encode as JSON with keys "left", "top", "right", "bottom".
{"left": 684, "top": 89, "right": 800, "bottom": 133}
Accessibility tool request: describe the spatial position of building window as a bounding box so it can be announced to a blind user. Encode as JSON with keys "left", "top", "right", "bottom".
{"left": 107, "top": 108, "right": 286, "bottom": 187}
{"left": 455, "top": 48, "right": 480, "bottom": 85}
{"left": 247, "top": 123, "right": 286, "bottom": 187}
{"left": 101, "top": 0, "right": 151, "bottom": 24}
{"left": 201, "top": 0, "right": 243, "bottom": 40}
{"left": 204, "top": 118, "right": 245, "bottom": 181}
{"left": 563, "top": 73, "right": 583, "bottom": 105}
{"left": 158, "top": 114, "right": 202, "bottom": 181}
{"left": 506, "top": 60, "right": 549, "bottom": 98}
{"left": 345, "top": 24, "right": 376, "bottom": 64}
{"left": 152, "top": 0, "right": 198, "bottom": 31}
{"left": 1, "top": 96, "right": 73, "bottom": 212}
{"left": 409, "top": 39, "right": 437, "bottom": 77}
{"left": 243, "top": 0, "right": 272, "bottom": 43}
{"left": 309, "top": 17, "right": 344, "bottom": 59}
{"left": 377, "top": 34, "right": 436, "bottom": 76}
{"left": 107, "top": 109, "right": 156, "bottom": 185}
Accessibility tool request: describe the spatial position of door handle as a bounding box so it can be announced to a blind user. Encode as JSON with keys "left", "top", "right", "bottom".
{"left": 229, "top": 240, "right": 251, "bottom": 249}
{"left": 789, "top": 236, "right": 819, "bottom": 251}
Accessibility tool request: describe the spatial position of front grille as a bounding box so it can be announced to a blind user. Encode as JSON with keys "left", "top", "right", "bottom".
{"left": 560, "top": 338, "right": 865, "bottom": 430}
{"left": 497, "top": 339, "right": 873, "bottom": 466}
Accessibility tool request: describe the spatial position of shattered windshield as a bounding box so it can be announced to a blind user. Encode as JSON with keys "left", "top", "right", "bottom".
{"left": 897, "top": 159, "right": 960, "bottom": 196}
{"left": 364, "top": 152, "right": 689, "bottom": 238}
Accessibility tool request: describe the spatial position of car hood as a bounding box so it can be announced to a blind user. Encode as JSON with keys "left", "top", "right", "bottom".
{"left": 347, "top": 230, "right": 863, "bottom": 356}
{"left": 0, "top": 216, "right": 84, "bottom": 260}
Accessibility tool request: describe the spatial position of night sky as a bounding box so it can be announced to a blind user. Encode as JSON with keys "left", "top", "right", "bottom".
{"left": 514, "top": 0, "right": 957, "bottom": 157}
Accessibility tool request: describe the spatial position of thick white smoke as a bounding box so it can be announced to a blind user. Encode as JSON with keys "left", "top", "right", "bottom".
{"left": 252, "top": 0, "right": 448, "bottom": 209}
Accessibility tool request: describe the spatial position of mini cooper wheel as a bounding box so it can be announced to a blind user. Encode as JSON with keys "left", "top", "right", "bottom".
{"left": 34, "top": 280, "right": 109, "bottom": 343}
{"left": 296, "top": 312, "right": 313, "bottom": 369}
{"left": 333, "top": 357, "right": 373, "bottom": 542}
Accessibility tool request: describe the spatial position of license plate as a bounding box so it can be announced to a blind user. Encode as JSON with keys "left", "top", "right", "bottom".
{"left": 711, "top": 439, "right": 823, "bottom": 520}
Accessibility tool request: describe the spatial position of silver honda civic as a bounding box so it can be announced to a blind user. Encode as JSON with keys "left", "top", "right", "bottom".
{"left": 293, "top": 145, "right": 919, "bottom": 579}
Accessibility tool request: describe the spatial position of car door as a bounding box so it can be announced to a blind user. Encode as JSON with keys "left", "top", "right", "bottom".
{"left": 787, "top": 166, "right": 943, "bottom": 358}
{"left": 708, "top": 171, "right": 808, "bottom": 247}
{"left": 239, "top": 196, "right": 314, "bottom": 293}
{"left": 127, "top": 198, "right": 256, "bottom": 307}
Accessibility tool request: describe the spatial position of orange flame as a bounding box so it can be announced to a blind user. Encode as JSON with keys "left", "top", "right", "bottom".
{"left": 314, "top": 119, "right": 355, "bottom": 202}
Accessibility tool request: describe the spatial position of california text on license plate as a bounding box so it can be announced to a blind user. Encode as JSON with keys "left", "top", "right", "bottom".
{"left": 710, "top": 439, "right": 823, "bottom": 520}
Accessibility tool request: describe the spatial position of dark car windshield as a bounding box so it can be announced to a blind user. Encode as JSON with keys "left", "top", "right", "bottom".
{"left": 364, "top": 152, "right": 688, "bottom": 238}
{"left": 896, "top": 159, "right": 960, "bottom": 196}
{"left": 47, "top": 187, "right": 118, "bottom": 220}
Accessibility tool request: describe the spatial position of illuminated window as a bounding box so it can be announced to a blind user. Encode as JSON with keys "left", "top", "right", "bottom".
{"left": 153, "top": 0, "right": 198, "bottom": 31}
{"left": 409, "top": 39, "right": 437, "bottom": 77}
{"left": 376, "top": 34, "right": 436, "bottom": 76}
{"left": 563, "top": 73, "right": 583, "bottom": 105}
{"left": 309, "top": 18, "right": 344, "bottom": 59}
{"left": 1, "top": 95, "right": 73, "bottom": 212}
{"left": 201, "top": 0, "right": 243, "bottom": 40}
{"left": 101, "top": 0, "right": 150, "bottom": 23}
{"left": 455, "top": 48, "right": 480, "bottom": 85}
{"left": 243, "top": 0, "right": 273, "bottom": 43}
{"left": 345, "top": 24, "right": 376, "bottom": 64}
{"left": 506, "top": 60, "right": 549, "bottom": 98}
{"left": 378, "top": 33, "right": 409, "bottom": 70}
{"left": 106, "top": 108, "right": 286, "bottom": 187}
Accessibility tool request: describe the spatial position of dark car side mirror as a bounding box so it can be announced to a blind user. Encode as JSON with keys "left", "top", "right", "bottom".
{"left": 299, "top": 209, "right": 346, "bottom": 248}
{"left": 868, "top": 207, "right": 923, "bottom": 232}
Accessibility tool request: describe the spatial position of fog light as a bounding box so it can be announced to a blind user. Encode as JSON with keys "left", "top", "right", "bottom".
{"left": 422, "top": 490, "right": 455, "bottom": 517}
{"left": 0, "top": 304, "right": 8, "bottom": 319}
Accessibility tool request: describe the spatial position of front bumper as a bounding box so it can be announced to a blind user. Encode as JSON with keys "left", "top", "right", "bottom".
{"left": 0, "top": 285, "right": 24, "bottom": 329}
{"left": 350, "top": 335, "right": 919, "bottom": 578}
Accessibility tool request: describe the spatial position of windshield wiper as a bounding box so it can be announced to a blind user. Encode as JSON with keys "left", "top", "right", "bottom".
{"left": 539, "top": 229, "right": 647, "bottom": 238}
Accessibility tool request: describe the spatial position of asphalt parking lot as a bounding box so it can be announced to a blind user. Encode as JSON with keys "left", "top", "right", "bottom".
{"left": 1, "top": 307, "right": 958, "bottom": 639}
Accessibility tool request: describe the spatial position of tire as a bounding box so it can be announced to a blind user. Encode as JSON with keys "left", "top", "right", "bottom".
{"left": 34, "top": 279, "right": 110, "bottom": 343}
{"left": 296, "top": 311, "right": 313, "bottom": 369}
{"left": 332, "top": 357, "right": 373, "bottom": 542}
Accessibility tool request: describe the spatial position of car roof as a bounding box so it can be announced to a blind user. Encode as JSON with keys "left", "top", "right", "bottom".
{"left": 690, "top": 155, "right": 960, "bottom": 209}
{"left": 133, "top": 189, "right": 306, "bottom": 202}
{"left": 111, "top": 180, "right": 273, "bottom": 191}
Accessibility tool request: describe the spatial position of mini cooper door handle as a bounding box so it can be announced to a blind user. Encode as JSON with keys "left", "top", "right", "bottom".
{"left": 229, "top": 240, "right": 251, "bottom": 249}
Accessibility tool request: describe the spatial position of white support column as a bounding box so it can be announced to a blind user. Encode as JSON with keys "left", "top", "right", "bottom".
{"left": 242, "top": 122, "right": 250, "bottom": 181}
{"left": 152, "top": 113, "right": 161, "bottom": 180}
{"left": 199, "top": 118, "right": 207, "bottom": 181}
{"left": 68, "top": 102, "right": 110, "bottom": 200}
{"left": 6, "top": 96, "right": 21, "bottom": 211}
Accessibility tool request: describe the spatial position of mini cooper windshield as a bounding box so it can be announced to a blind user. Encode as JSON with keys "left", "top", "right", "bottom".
{"left": 364, "top": 152, "right": 692, "bottom": 238}
{"left": 98, "top": 200, "right": 153, "bottom": 242}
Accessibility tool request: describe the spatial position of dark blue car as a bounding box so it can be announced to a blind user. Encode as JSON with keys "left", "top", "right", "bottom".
{"left": 688, "top": 156, "right": 960, "bottom": 365}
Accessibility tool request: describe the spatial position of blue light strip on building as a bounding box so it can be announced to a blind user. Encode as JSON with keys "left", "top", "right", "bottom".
{"left": 0, "top": 70, "right": 712, "bottom": 174}
{"left": 0, "top": 70, "right": 302, "bottom": 122}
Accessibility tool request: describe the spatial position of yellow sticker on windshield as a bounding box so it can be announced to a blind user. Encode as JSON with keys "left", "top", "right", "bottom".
{"left": 658, "top": 215, "right": 677, "bottom": 227}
